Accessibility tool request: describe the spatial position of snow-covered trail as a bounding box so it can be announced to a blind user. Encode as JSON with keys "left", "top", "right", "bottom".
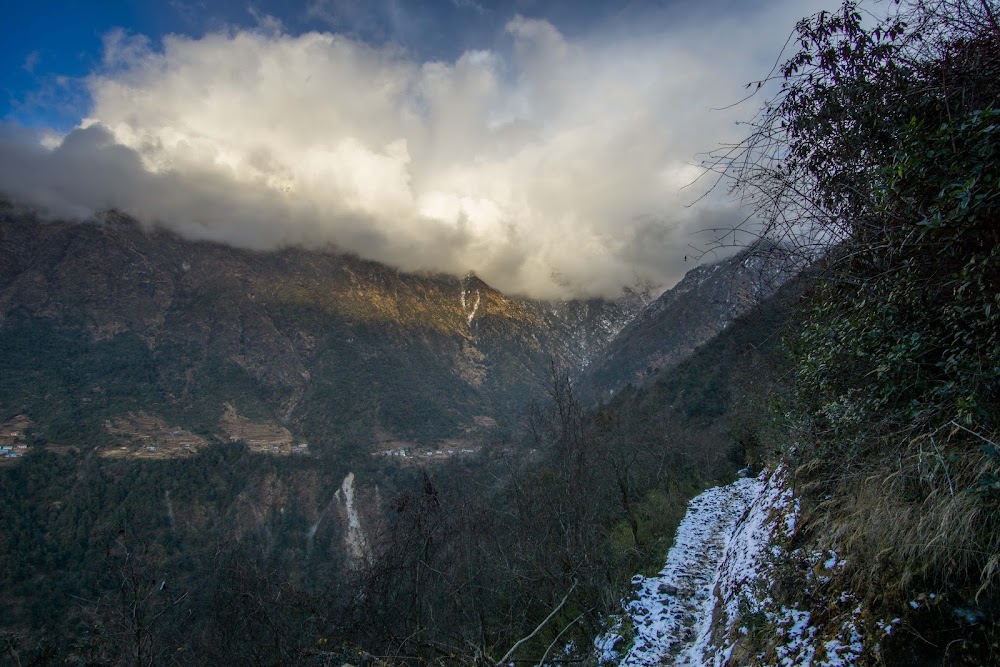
{"left": 603, "top": 477, "right": 764, "bottom": 667}
{"left": 599, "top": 469, "right": 866, "bottom": 667}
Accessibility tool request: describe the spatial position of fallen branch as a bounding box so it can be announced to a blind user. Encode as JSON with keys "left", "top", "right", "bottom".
{"left": 495, "top": 581, "right": 577, "bottom": 667}
{"left": 535, "top": 611, "right": 586, "bottom": 667}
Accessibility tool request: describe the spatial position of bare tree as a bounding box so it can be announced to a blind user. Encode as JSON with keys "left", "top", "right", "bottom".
{"left": 90, "top": 533, "right": 189, "bottom": 667}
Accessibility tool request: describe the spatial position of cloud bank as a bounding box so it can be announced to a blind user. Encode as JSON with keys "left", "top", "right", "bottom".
{"left": 0, "top": 1, "right": 830, "bottom": 298}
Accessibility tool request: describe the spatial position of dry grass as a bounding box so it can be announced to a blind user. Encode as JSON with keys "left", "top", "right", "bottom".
{"left": 797, "top": 423, "right": 1000, "bottom": 605}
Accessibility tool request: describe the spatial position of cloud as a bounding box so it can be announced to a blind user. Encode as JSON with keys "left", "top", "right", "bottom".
{"left": 0, "top": 1, "right": 832, "bottom": 298}
{"left": 451, "top": 0, "right": 488, "bottom": 15}
{"left": 248, "top": 6, "right": 286, "bottom": 35}
{"left": 22, "top": 51, "right": 41, "bottom": 74}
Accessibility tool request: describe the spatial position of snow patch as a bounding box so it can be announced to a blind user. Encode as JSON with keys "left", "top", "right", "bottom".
{"left": 467, "top": 289, "right": 481, "bottom": 325}
{"left": 599, "top": 467, "right": 865, "bottom": 667}
{"left": 460, "top": 277, "right": 482, "bottom": 327}
{"left": 596, "top": 476, "right": 763, "bottom": 666}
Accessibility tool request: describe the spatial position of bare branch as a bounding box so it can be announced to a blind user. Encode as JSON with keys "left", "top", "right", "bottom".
{"left": 495, "top": 580, "right": 577, "bottom": 667}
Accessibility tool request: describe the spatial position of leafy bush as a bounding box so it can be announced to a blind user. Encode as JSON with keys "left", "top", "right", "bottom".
{"left": 716, "top": 0, "right": 1000, "bottom": 649}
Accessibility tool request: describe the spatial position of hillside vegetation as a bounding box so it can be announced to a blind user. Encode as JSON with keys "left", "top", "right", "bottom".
{"left": 713, "top": 0, "right": 999, "bottom": 661}
{"left": 0, "top": 257, "right": 797, "bottom": 665}
{"left": 0, "top": 212, "right": 616, "bottom": 453}
{"left": 0, "top": 210, "right": 796, "bottom": 664}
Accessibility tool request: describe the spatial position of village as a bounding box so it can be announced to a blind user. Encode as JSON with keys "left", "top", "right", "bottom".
{"left": 218, "top": 402, "right": 310, "bottom": 455}
{"left": 368, "top": 419, "right": 493, "bottom": 465}
{"left": 373, "top": 445, "right": 479, "bottom": 462}
{"left": 0, "top": 415, "right": 31, "bottom": 464}
{"left": 102, "top": 412, "right": 208, "bottom": 459}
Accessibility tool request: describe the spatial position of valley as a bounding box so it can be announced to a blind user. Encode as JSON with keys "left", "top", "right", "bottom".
{"left": 0, "top": 206, "right": 784, "bottom": 665}
{"left": 1, "top": 2, "right": 998, "bottom": 663}
{"left": 0, "top": 209, "right": 654, "bottom": 457}
{"left": 0, "top": 208, "right": 684, "bottom": 466}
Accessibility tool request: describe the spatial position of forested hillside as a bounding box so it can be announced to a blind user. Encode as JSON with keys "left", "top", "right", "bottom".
{"left": 703, "top": 0, "right": 1000, "bottom": 662}
{"left": 576, "top": 242, "right": 797, "bottom": 404}
{"left": 0, "top": 242, "right": 800, "bottom": 665}
{"left": 0, "top": 210, "right": 652, "bottom": 457}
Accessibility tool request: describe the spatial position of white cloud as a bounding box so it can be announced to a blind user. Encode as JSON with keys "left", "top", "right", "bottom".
{"left": 22, "top": 50, "right": 41, "bottom": 74}
{"left": 0, "top": 1, "right": 834, "bottom": 298}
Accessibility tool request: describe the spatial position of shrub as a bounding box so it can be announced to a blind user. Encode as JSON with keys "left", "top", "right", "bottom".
{"left": 715, "top": 0, "right": 1000, "bottom": 631}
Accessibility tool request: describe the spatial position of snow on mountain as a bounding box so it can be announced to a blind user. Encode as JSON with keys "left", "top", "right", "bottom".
{"left": 519, "top": 282, "right": 657, "bottom": 370}
{"left": 578, "top": 245, "right": 801, "bottom": 403}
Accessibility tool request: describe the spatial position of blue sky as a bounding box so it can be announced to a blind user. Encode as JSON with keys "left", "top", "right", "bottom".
{"left": 3, "top": 0, "right": 688, "bottom": 129}
{"left": 3, "top": 1, "right": 171, "bottom": 128}
{"left": 0, "top": 0, "right": 835, "bottom": 297}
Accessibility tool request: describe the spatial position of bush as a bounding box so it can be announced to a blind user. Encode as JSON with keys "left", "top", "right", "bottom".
{"left": 715, "top": 0, "right": 1000, "bottom": 647}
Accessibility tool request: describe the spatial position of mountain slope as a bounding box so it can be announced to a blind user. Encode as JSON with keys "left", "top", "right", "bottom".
{"left": 522, "top": 283, "right": 656, "bottom": 369}
{"left": 577, "top": 246, "right": 796, "bottom": 403}
{"left": 598, "top": 474, "right": 766, "bottom": 667}
{"left": 0, "top": 206, "right": 625, "bottom": 454}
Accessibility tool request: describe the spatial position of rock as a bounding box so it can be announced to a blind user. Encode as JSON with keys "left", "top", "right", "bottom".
{"left": 658, "top": 583, "right": 679, "bottom": 595}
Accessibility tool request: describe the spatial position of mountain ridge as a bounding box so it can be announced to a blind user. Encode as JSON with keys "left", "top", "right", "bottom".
{"left": 577, "top": 244, "right": 797, "bottom": 403}
{"left": 0, "top": 206, "right": 655, "bottom": 456}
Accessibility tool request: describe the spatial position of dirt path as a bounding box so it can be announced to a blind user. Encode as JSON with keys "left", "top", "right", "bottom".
{"left": 615, "top": 477, "right": 763, "bottom": 667}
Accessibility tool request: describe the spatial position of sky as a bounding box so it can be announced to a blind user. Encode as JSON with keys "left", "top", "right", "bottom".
{"left": 0, "top": 0, "right": 838, "bottom": 298}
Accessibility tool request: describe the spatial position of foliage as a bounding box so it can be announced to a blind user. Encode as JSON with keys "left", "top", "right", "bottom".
{"left": 0, "top": 311, "right": 286, "bottom": 446}
{"left": 717, "top": 0, "right": 1000, "bottom": 660}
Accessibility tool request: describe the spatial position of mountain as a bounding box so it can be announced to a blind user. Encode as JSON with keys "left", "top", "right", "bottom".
{"left": 577, "top": 245, "right": 797, "bottom": 403}
{"left": 523, "top": 282, "right": 657, "bottom": 369}
{"left": 0, "top": 205, "right": 650, "bottom": 459}
{"left": 0, "top": 206, "right": 816, "bottom": 663}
